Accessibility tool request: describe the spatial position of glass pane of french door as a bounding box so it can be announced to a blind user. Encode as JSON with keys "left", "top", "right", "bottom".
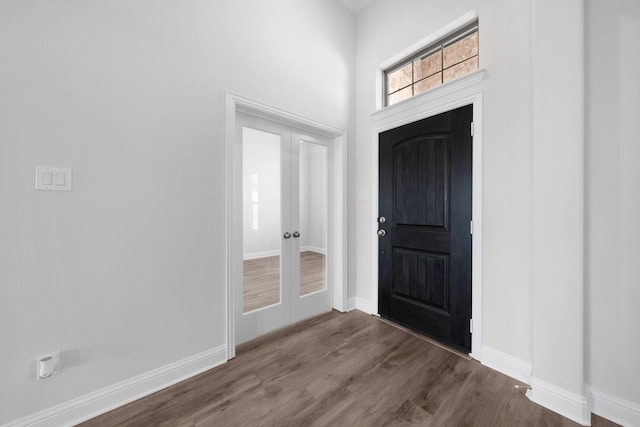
{"left": 298, "top": 141, "right": 327, "bottom": 296}
{"left": 242, "top": 126, "right": 282, "bottom": 313}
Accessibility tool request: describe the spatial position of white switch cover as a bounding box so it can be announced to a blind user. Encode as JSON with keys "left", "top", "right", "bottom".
{"left": 35, "top": 166, "right": 72, "bottom": 191}
{"left": 42, "top": 172, "right": 53, "bottom": 185}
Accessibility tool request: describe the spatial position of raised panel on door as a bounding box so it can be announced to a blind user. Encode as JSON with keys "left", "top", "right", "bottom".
{"left": 394, "top": 136, "right": 449, "bottom": 229}
{"left": 391, "top": 248, "right": 450, "bottom": 312}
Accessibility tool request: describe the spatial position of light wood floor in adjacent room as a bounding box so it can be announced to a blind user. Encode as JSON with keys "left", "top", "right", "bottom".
{"left": 79, "top": 310, "right": 619, "bottom": 427}
{"left": 243, "top": 251, "right": 326, "bottom": 313}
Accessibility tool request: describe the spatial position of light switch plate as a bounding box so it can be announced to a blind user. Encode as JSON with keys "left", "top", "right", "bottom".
{"left": 35, "top": 166, "right": 72, "bottom": 191}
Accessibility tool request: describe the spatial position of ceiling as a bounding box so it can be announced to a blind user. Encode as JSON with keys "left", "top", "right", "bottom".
{"left": 338, "top": 0, "right": 373, "bottom": 13}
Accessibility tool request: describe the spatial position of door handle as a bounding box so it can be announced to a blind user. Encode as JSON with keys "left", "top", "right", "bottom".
{"left": 377, "top": 229, "right": 386, "bottom": 237}
{"left": 293, "top": 231, "right": 300, "bottom": 238}
{"left": 283, "top": 232, "right": 292, "bottom": 239}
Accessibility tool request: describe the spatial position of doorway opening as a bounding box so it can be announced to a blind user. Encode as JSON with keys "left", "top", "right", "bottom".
{"left": 226, "top": 93, "right": 347, "bottom": 359}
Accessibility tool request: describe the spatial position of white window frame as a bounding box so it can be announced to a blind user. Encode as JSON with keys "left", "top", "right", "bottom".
{"left": 384, "top": 20, "right": 479, "bottom": 107}
{"left": 376, "top": 10, "right": 480, "bottom": 110}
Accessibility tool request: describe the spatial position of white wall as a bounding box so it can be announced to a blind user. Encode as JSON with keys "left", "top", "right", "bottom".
{"left": 0, "top": 0, "right": 354, "bottom": 423}
{"left": 530, "top": 0, "right": 585, "bottom": 398}
{"left": 586, "top": 0, "right": 640, "bottom": 406}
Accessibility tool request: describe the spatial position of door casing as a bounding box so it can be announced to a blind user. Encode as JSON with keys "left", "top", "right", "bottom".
{"left": 370, "top": 70, "right": 485, "bottom": 359}
{"left": 226, "top": 93, "right": 347, "bottom": 359}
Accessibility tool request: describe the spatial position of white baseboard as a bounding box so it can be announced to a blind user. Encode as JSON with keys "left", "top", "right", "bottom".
{"left": 243, "top": 247, "right": 326, "bottom": 260}
{"left": 243, "top": 250, "right": 280, "bottom": 260}
{"left": 301, "top": 246, "right": 326, "bottom": 254}
{"left": 347, "top": 297, "right": 375, "bottom": 314}
{"left": 4, "top": 345, "right": 227, "bottom": 427}
{"left": 527, "top": 377, "right": 590, "bottom": 426}
{"left": 480, "top": 346, "right": 532, "bottom": 385}
{"left": 587, "top": 385, "right": 640, "bottom": 427}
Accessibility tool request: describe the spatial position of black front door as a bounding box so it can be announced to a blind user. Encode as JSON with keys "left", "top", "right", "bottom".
{"left": 378, "top": 105, "right": 473, "bottom": 353}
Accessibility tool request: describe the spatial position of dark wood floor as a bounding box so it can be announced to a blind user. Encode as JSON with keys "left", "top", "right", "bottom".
{"left": 80, "top": 310, "right": 618, "bottom": 426}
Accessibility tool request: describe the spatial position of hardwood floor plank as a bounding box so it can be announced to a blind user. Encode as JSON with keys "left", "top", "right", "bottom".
{"left": 591, "top": 414, "right": 623, "bottom": 427}
{"left": 299, "top": 251, "right": 326, "bottom": 296}
{"left": 242, "top": 255, "right": 281, "bottom": 312}
{"left": 243, "top": 251, "right": 326, "bottom": 312}
{"left": 288, "top": 386, "right": 369, "bottom": 427}
{"left": 81, "top": 310, "right": 589, "bottom": 427}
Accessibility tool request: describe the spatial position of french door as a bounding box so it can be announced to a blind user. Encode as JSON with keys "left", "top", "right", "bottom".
{"left": 235, "top": 113, "right": 333, "bottom": 344}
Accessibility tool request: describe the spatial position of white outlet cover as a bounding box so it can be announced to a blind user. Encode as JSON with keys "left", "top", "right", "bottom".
{"left": 35, "top": 166, "right": 72, "bottom": 191}
{"left": 37, "top": 350, "right": 61, "bottom": 379}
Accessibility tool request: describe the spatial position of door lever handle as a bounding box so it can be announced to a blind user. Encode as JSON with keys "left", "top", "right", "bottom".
{"left": 377, "top": 229, "right": 386, "bottom": 237}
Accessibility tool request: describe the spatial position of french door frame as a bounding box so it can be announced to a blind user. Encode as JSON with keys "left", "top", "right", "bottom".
{"left": 225, "top": 93, "right": 347, "bottom": 359}
{"left": 370, "top": 69, "right": 486, "bottom": 360}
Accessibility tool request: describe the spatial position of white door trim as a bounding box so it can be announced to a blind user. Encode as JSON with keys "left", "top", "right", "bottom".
{"left": 225, "top": 93, "right": 348, "bottom": 359}
{"left": 369, "top": 69, "right": 486, "bottom": 360}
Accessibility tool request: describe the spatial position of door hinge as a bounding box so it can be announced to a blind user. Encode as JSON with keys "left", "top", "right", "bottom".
{"left": 470, "top": 220, "right": 474, "bottom": 235}
{"left": 471, "top": 121, "right": 475, "bottom": 136}
{"left": 470, "top": 319, "right": 473, "bottom": 334}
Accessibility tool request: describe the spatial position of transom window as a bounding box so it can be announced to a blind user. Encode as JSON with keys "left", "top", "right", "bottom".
{"left": 385, "top": 22, "right": 479, "bottom": 106}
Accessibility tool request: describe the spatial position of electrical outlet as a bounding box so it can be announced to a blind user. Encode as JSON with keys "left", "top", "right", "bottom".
{"left": 37, "top": 351, "right": 61, "bottom": 379}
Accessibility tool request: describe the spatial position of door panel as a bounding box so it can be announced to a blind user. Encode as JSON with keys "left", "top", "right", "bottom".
{"left": 291, "top": 131, "right": 333, "bottom": 324}
{"left": 236, "top": 115, "right": 291, "bottom": 344}
{"left": 298, "top": 140, "right": 327, "bottom": 297}
{"left": 378, "top": 105, "right": 472, "bottom": 353}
